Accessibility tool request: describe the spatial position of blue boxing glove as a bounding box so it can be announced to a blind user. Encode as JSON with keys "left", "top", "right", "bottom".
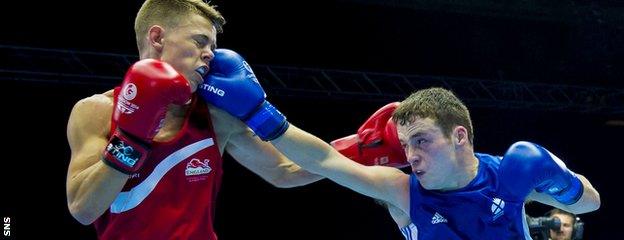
{"left": 197, "top": 49, "right": 289, "bottom": 141}
{"left": 498, "top": 141, "right": 583, "bottom": 205}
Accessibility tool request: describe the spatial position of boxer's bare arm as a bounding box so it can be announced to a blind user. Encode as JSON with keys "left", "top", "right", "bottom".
{"left": 209, "top": 106, "right": 324, "bottom": 188}
{"left": 66, "top": 90, "right": 129, "bottom": 225}
{"left": 272, "top": 125, "right": 411, "bottom": 209}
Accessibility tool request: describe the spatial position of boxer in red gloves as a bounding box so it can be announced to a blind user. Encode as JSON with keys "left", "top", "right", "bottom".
{"left": 65, "top": 1, "right": 322, "bottom": 239}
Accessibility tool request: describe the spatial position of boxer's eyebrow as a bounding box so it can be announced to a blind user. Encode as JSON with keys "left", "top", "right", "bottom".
{"left": 399, "top": 132, "right": 425, "bottom": 144}
{"left": 192, "top": 34, "right": 216, "bottom": 50}
{"left": 408, "top": 133, "right": 427, "bottom": 142}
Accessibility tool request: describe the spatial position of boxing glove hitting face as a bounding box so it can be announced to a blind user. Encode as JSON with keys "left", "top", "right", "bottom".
{"left": 197, "top": 49, "right": 288, "bottom": 141}
{"left": 331, "top": 102, "right": 409, "bottom": 168}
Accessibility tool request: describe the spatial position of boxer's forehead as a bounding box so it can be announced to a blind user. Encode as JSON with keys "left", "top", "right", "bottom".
{"left": 175, "top": 13, "right": 217, "bottom": 41}
{"left": 396, "top": 117, "right": 439, "bottom": 142}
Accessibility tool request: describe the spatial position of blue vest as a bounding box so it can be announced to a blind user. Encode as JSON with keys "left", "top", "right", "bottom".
{"left": 408, "top": 153, "right": 531, "bottom": 239}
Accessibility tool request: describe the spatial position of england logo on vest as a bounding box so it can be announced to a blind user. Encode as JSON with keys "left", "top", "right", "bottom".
{"left": 185, "top": 158, "right": 212, "bottom": 176}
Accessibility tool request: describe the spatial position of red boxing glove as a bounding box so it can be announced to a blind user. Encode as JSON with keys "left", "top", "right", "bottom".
{"left": 331, "top": 102, "right": 408, "bottom": 168}
{"left": 103, "top": 59, "right": 192, "bottom": 174}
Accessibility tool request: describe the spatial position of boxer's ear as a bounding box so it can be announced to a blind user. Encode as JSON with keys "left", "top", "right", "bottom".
{"left": 453, "top": 126, "right": 469, "bottom": 146}
{"left": 147, "top": 25, "right": 165, "bottom": 52}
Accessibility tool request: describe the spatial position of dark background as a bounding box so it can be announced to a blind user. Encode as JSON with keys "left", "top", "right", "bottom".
{"left": 1, "top": 0, "right": 622, "bottom": 239}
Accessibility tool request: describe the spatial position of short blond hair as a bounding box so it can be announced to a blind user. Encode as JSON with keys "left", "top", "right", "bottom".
{"left": 134, "top": 0, "right": 225, "bottom": 49}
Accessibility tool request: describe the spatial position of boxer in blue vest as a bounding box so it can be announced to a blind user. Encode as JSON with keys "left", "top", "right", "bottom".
{"left": 198, "top": 49, "right": 600, "bottom": 239}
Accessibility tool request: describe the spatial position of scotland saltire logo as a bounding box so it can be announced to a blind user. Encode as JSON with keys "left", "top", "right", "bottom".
{"left": 491, "top": 197, "right": 505, "bottom": 221}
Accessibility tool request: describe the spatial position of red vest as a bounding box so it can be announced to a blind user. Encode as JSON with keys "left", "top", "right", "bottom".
{"left": 94, "top": 88, "right": 223, "bottom": 240}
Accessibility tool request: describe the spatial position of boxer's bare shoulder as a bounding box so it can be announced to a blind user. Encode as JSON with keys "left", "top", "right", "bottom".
{"left": 68, "top": 89, "right": 114, "bottom": 138}
{"left": 75, "top": 90, "right": 114, "bottom": 108}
